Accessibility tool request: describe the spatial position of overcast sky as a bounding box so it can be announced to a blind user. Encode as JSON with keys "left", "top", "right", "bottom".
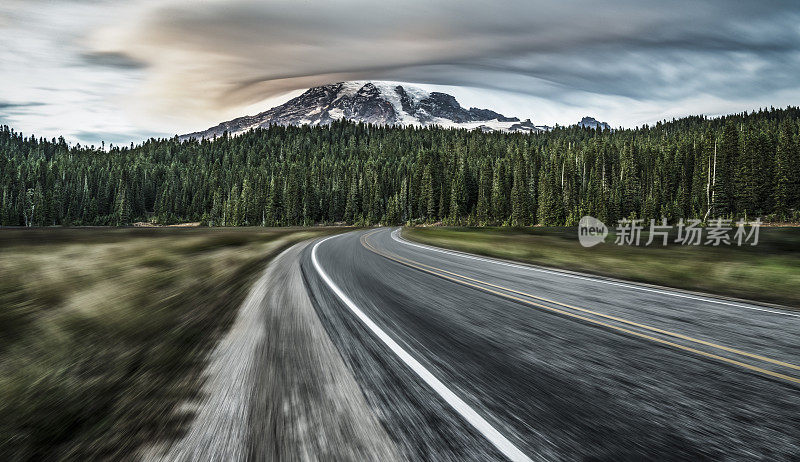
{"left": 1, "top": 0, "right": 799, "bottom": 145}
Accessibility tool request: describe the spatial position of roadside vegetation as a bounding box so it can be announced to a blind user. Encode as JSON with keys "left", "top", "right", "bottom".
{"left": 0, "top": 227, "right": 340, "bottom": 461}
{"left": 403, "top": 226, "right": 800, "bottom": 309}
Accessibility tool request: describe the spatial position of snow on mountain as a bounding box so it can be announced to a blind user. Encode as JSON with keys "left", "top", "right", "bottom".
{"left": 577, "top": 116, "right": 611, "bottom": 131}
{"left": 180, "top": 81, "right": 545, "bottom": 140}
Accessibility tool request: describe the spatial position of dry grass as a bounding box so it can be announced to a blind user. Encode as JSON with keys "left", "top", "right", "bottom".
{"left": 403, "top": 227, "right": 800, "bottom": 309}
{"left": 0, "top": 227, "right": 342, "bottom": 461}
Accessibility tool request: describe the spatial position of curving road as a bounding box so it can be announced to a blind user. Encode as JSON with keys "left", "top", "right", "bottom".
{"left": 299, "top": 228, "right": 800, "bottom": 461}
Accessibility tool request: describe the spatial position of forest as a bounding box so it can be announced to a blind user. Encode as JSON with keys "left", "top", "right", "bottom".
{"left": 1, "top": 106, "right": 799, "bottom": 227}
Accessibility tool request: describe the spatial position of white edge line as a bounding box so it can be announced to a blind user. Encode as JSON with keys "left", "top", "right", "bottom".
{"left": 391, "top": 229, "right": 800, "bottom": 319}
{"left": 311, "top": 234, "right": 533, "bottom": 462}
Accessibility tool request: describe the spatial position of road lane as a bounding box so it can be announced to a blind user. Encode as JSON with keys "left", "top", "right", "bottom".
{"left": 311, "top": 235, "right": 532, "bottom": 462}
{"left": 385, "top": 228, "right": 800, "bottom": 372}
{"left": 301, "top": 228, "right": 800, "bottom": 461}
{"left": 369, "top": 230, "right": 800, "bottom": 383}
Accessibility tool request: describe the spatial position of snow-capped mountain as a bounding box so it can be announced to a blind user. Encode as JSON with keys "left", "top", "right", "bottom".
{"left": 181, "top": 81, "right": 545, "bottom": 140}
{"left": 577, "top": 116, "right": 611, "bottom": 131}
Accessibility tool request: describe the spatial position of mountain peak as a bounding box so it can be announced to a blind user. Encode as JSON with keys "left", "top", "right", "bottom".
{"left": 181, "top": 81, "right": 543, "bottom": 140}
{"left": 578, "top": 116, "right": 611, "bottom": 131}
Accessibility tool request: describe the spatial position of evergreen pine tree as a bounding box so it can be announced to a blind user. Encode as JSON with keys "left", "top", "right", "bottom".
{"left": 477, "top": 160, "right": 492, "bottom": 224}
{"left": 537, "top": 158, "right": 565, "bottom": 226}
{"left": 510, "top": 150, "right": 529, "bottom": 226}
{"left": 114, "top": 181, "right": 131, "bottom": 225}
{"left": 773, "top": 120, "right": 798, "bottom": 219}
{"left": 420, "top": 165, "right": 434, "bottom": 220}
{"left": 714, "top": 121, "right": 739, "bottom": 217}
{"left": 619, "top": 143, "right": 641, "bottom": 219}
{"left": 449, "top": 158, "right": 468, "bottom": 221}
{"left": 491, "top": 159, "right": 508, "bottom": 223}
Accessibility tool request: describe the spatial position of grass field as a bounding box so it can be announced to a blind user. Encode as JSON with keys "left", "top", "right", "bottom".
{"left": 0, "top": 227, "right": 342, "bottom": 461}
{"left": 402, "top": 226, "right": 800, "bottom": 309}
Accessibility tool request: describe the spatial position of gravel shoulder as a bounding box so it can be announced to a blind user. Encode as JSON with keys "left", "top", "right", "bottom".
{"left": 151, "top": 240, "right": 399, "bottom": 461}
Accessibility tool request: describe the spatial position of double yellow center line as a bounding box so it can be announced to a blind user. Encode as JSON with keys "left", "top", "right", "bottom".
{"left": 360, "top": 230, "right": 800, "bottom": 385}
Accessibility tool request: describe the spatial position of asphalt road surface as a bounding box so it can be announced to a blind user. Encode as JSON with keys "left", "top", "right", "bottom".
{"left": 299, "top": 228, "right": 800, "bottom": 461}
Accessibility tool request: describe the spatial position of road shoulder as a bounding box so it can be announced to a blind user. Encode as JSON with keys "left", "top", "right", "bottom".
{"left": 148, "top": 240, "right": 399, "bottom": 461}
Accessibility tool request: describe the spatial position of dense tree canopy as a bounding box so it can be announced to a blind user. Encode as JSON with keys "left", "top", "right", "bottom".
{"left": 1, "top": 107, "right": 799, "bottom": 227}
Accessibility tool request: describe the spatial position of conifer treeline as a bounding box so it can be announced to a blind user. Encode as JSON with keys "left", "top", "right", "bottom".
{"left": 1, "top": 107, "right": 799, "bottom": 227}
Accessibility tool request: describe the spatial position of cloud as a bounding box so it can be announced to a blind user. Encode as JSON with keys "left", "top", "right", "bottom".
{"left": 95, "top": 0, "right": 800, "bottom": 125}
{"left": 2, "top": 0, "right": 800, "bottom": 142}
{"left": 80, "top": 51, "right": 147, "bottom": 70}
{"left": 0, "top": 101, "right": 47, "bottom": 125}
{"left": 0, "top": 101, "right": 45, "bottom": 110}
{"left": 72, "top": 129, "right": 170, "bottom": 147}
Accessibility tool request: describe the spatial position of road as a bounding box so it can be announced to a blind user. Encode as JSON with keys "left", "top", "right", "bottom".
{"left": 299, "top": 227, "right": 800, "bottom": 461}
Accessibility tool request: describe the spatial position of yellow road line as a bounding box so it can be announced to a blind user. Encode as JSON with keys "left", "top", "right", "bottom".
{"left": 383, "top": 241, "right": 800, "bottom": 371}
{"left": 359, "top": 230, "right": 800, "bottom": 385}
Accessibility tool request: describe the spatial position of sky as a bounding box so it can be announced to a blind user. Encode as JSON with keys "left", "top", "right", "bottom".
{"left": 1, "top": 0, "right": 800, "bottom": 146}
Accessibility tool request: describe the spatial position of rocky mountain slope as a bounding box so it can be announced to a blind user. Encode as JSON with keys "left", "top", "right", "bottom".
{"left": 577, "top": 116, "right": 611, "bottom": 131}
{"left": 181, "top": 81, "right": 550, "bottom": 139}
